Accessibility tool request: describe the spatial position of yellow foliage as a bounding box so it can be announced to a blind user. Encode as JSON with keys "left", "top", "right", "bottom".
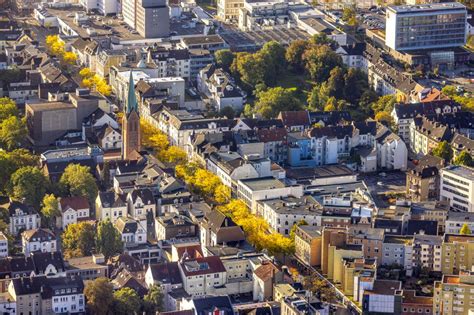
{"left": 162, "top": 146, "right": 187, "bottom": 166}
{"left": 214, "top": 184, "right": 231, "bottom": 205}
{"left": 79, "top": 68, "right": 94, "bottom": 79}
{"left": 82, "top": 78, "right": 93, "bottom": 88}
{"left": 63, "top": 51, "right": 77, "bottom": 65}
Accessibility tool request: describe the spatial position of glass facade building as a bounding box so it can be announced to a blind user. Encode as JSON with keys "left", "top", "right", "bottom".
{"left": 385, "top": 2, "right": 467, "bottom": 51}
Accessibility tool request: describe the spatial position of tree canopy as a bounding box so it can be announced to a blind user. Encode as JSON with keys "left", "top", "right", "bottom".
{"left": 41, "top": 194, "right": 60, "bottom": 228}
{"left": 60, "top": 164, "right": 98, "bottom": 202}
{"left": 254, "top": 87, "right": 303, "bottom": 118}
{"left": 7, "top": 166, "right": 48, "bottom": 207}
{"left": 84, "top": 277, "right": 114, "bottom": 315}
{"left": 460, "top": 223, "right": 472, "bottom": 235}
{"left": 453, "top": 151, "right": 473, "bottom": 167}
{"left": 96, "top": 219, "right": 123, "bottom": 259}
{"left": 112, "top": 288, "right": 142, "bottom": 315}
{"left": 62, "top": 221, "right": 96, "bottom": 258}
{"left": 143, "top": 285, "right": 165, "bottom": 314}
{"left": 215, "top": 49, "right": 235, "bottom": 72}
{"left": 432, "top": 141, "right": 453, "bottom": 162}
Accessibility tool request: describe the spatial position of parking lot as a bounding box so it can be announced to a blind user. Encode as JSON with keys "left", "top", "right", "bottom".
{"left": 361, "top": 171, "right": 407, "bottom": 208}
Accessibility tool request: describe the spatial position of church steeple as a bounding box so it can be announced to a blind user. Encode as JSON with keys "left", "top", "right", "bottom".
{"left": 122, "top": 70, "right": 141, "bottom": 160}
{"left": 126, "top": 70, "right": 138, "bottom": 114}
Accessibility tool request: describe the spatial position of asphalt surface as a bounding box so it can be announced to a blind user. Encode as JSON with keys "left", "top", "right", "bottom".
{"left": 361, "top": 171, "right": 406, "bottom": 208}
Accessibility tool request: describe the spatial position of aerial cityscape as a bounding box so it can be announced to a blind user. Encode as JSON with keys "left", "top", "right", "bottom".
{"left": 0, "top": 0, "right": 473, "bottom": 314}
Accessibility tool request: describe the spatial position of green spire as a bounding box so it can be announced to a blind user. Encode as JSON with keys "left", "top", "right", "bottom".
{"left": 126, "top": 70, "right": 138, "bottom": 114}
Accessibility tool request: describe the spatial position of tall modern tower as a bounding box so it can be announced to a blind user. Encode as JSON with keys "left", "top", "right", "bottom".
{"left": 122, "top": 71, "right": 141, "bottom": 160}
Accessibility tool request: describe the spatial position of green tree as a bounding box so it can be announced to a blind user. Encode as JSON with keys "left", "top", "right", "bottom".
{"left": 0, "top": 116, "right": 27, "bottom": 150}
{"left": 326, "top": 66, "right": 346, "bottom": 99}
{"left": 0, "top": 98, "right": 19, "bottom": 122}
{"left": 310, "top": 33, "right": 337, "bottom": 47}
{"left": 285, "top": 39, "right": 309, "bottom": 71}
{"left": 60, "top": 164, "right": 98, "bottom": 202}
{"left": 454, "top": 151, "right": 473, "bottom": 167}
{"left": 41, "top": 194, "right": 60, "bottom": 228}
{"left": 143, "top": 285, "right": 165, "bottom": 314}
{"left": 215, "top": 49, "right": 234, "bottom": 71}
{"left": 243, "top": 104, "right": 254, "bottom": 118}
{"left": 0, "top": 68, "right": 22, "bottom": 86}
{"left": 84, "top": 277, "right": 114, "bottom": 315}
{"left": 460, "top": 223, "right": 472, "bottom": 235}
{"left": 62, "top": 222, "right": 95, "bottom": 258}
{"left": 342, "top": 6, "right": 356, "bottom": 24}
{"left": 112, "top": 288, "right": 142, "bottom": 315}
{"left": 96, "top": 219, "right": 123, "bottom": 259}
{"left": 220, "top": 106, "right": 236, "bottom": 119}
{"left": 260, "top": 40, "right": 286, "bottom": 75}
{"left": 230, "top": 52, "right": 266, "bottom": 90}
{"left": 344, "top": 68, "right": 368, "bottom": 104}
{"left": 303, "top": 45, "right": 343, "bottom": 82}
{"left": 254, "top": 87, "right": 303, "bottom": 118}
{"left": 8, "top": 166, "right": 48, "bottom": 207}
{"left": 307, "top": 85, "right": 324, "bottom": 111}
{"left": 371, "top": 94, "right": 397, "bottom": 114}
{"left": 432, "top": 141, "right": 453, "bottom": 162}
{"left": 0, "top": 149, "right": 37, "bottom": 192}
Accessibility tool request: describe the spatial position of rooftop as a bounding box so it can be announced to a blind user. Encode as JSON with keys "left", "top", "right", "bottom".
{"left": 442, "top": 165, "right": 474, "bottom": 181}
{"left": 261, "top": 195, "right": 321, "bottom": 215}
{"left": 387, "top": 2, "right": 466, "bottom": 14}
{"left": 239, "top": 177, "right": 286, "bottom": 191}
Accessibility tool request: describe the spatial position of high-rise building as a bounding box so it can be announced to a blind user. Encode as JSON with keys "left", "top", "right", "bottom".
{"left": 122, "top": 71, "right": 141, "bottom": 160}
{"left": 385, "top": 2, "right": 467, "bottom": 51}
{"left": 122, "top": 0, "right": 170, "bottom": 38}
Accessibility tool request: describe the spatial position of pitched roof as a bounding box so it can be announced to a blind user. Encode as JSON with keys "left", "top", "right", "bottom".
{"left": 115, "top": 217, "right": 139, "bottom": 234}
{"left": 4, "top": 200, "right": 37, "bottom": 216}
{"left": 59, "top": 196, "right": 90, "bottom": 212}
{"left": 256, "top": 128, "right": 288, "bottom": 142}
{"left": 451, "top": 133, "right": 474, "bottom": 154}
{"left": 309, "top": 125, "right": 353, "bottom": 139}
{"left": 98, "top": 191, "right": 127, "bottom": 208}
{"left": 129, "top": 188, "right": 155, "bottom": 205}
{"left": 21, "top": 228, "right": 56, "bottom": 242}
{"left": 393, "top": 100, "right": 460, "bottom": 119}
{"left": 148, "top": 262, "right": 182, "bottom": 285}
{"left": 180, "top": 256, "right": 226, "bottom": 276}
{"left": 278, "top": 111, "right": 310, "bottom": 127}
{"left": 193, "top": 296, "right": 233, "bottom": 315}
{"left": 254, "top": 261, "right": 279, "bottom": 281}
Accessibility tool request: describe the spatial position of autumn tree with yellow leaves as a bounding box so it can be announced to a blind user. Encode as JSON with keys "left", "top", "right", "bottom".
{"left": 45, "top": 35, "right": 77, "bottom": 66}
{"left": 79, "top": 67, "right": 112, "bottom": 96}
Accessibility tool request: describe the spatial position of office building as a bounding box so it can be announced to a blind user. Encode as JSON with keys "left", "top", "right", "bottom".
{"left": 123, "top": 0, "right": 170, "bottom": 38}
{"left": 385, "top": 3, "right": 467, "bottom": 51}
{"left": 440, "top": 165, "right": 474, "bottom": 212}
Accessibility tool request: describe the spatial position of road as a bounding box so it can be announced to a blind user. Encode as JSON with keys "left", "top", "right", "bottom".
{"left": 291, "top": 254, "right": 362, "bottom": 314}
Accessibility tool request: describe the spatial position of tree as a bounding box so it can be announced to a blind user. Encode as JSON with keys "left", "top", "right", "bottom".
{"left": 41, "top": 194, "right": 60, "bottom": 228}
{"left": 84, "top": 277, "right": 114, "bottom": 315}
{"left": 143, "top": 285, "right": 164, "bottom": 314}
{"left": 230, "top": 52, "right": 266, "bottom": 90}
{"left": 326, "top": 66, "right": 346, "bottom": 99}
{"left": 307, "top": 85, "right": 324, "bottom": 111}
{"left": 8, "top": 166, "right": 48, "bottom": 207}
{"left": 60, "top": 164, "right": 98, "bottom": 202}
{"left": 432, "top": 141, "right": 453, "bottom": 162}
{"left": 303, "top": 45, "right": 343, "bottom": 82}
{"left": 112, "top": 287, "right": 141, "bottom": 315}
{"left": 96, "top": 219, "right": 123, "bottom": 259}
{"left": 162, "top": 146, "right": 187, "bottom": 166}
{"left": 0, "top": 116, "right": 27, "bottom": 150}
{"left": 254, "top": 87, "right": 303, "bottom": 118}
{"left": 220, "top": 106, "right": 236, "bottom": 119}
{"left": 285, "top": 40, "right": 309, "bottom": 71}
{"left": 289, "top": 219, "right": 308, "bottom": 240}
{"left": 371, "top": 95, "right": 396, "bottom": 114}
{"left": 310, "top": 33, "right": 337, "bottom": 47}
{"left": 63, "top": 222, "right": 95, "bottom": 258}
{"left": 454, "top": 150, "right": 473, "bottom": 167}
{"left": 0, "top": 98, "right": 19, "bottom": 122}
{"left": 0, "top": 149, "right": 37, "bottom": 192}
{"left": 304, "top": 275, "right": 338, "bottom": 303}
{"left": 79, "top": 67, "right": 94, "bottom": 79}
{"left": 324, "top": 97, "right": 337, "bottom": 111}
{"left": 215, "top": 49, "right": 234, "bottom": 71}
{"left": 344, "top": 68, "right": 368, "bottom": 104}
{"left": 375, "top": 111, "right": 393, "bottom": 125}
{"left": 214, "top": 184, "right": 231, "bottom": 205}
{"left": 460, "top": 223, "right": 472, "bottom": 235}
{"left": 260, "top": 41, "right": 286, "bottom": 75}
{"left": 62, "top": 52, "right": 78, "bottom": 65}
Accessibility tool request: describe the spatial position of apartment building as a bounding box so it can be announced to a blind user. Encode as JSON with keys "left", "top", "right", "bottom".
{"left": 347, "top": 227, "right": 384, "bottom": 262}
{"left": 5, "top": 200, "right": 41, "bottom": 236}
{"left": 217, "top": 0, "right": 244, "bottom": 21}
{"left": 385, "top": 3, "right": 467, "bottom": 51}
{"left": 21, "top": 228, "right": 57, "bottom": 256}
{"left": 441, "top": 234, "right": 474, "bottom": 275}
{"left": 440, "top": 165, "right": 474, "bottom": 212}
{"left": 0, "top": 232, "right": 8, "bottom": 258}
{"left": 294, "top": 225, "right": 322, "bottom": 267}
{"left": 406, "top": 155, "right": 444, "bottom": 202}
{"left": 147, "top": 46, "right": 191, "bottom": 79}
{"left": 80, "top": 0, "right": 118, "bottom": 15}
{"left": 382, "top": 235, "right": 414, "bottom": 276}
{"left": 433, "top": 272, "right": 474, "bottom": 315}
{"left": 95, "top": 191, "right": 128, "bottom": 222}
{"left": 123, "top": 0, "right": 170, "bottom": 38}
{"left": 445, "top": 212, "right": 474, "bottom": 234}
{"left": 178, "top": 256, "right": 227, "bottom": 296}
{"left": 412, "top": 234, "right": 442, "bottom": 272}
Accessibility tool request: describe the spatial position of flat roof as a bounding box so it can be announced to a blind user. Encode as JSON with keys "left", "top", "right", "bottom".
{"left": 443, "top": 165, "right": 474, "bottom": 181}
{"left": 388, "top": 2, "right": 466, "bottom": 14}
{"left": 261, "top": 195, "right": 321, "bottom": 215}
{"left": 27, "top": 101, "right": 75, "bottom": 111}
{"left": 240, "top": 177, "right": 286, "bottom": 191}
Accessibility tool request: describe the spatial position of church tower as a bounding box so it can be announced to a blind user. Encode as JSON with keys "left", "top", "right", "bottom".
{"left": 122, "top": 71, "right": 141, "bottom": 160}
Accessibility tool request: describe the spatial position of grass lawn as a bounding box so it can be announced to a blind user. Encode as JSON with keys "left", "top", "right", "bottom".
{"left": 276, "top": 72, "right": 316, "bottom": 104}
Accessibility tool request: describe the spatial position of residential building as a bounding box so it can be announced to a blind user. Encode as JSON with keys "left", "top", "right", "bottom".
{"left": 440, "top": 165, "right": 474, "bottom": 212}
{"left": 21, "top": 228, "right": 57, "bottom": 256}
{"left": 80, "top": 0, "right": 119, "bottom": 15}
{"left": 451, "top": 133, "right": 474, "bottom": 159}
{"left": 0, "top": 232, "right": 7, "bottom": 258}
{"left": 385, "top": 3, "right": 468, "bottom": 51}
{"left": 8, "top": 275, "right": 85, "bottom": 315}
{"left": 127, "top": 188, "right": 156, "bottom": 221}
{"left": 147, "top": 46, "right": 191, "bottom": 80}
{"left": 347, "top": 227, "right": 385, "bottom": 262}
{"left": 217, "top": 0, "right": 243, "bottom": 21}
{"left": 259, "top": 195, "right": 322, "bottom": 236}
{"left": 179, "top": 35, "right": 227, "bottom": 54}
{"left": 294, "top": 225, "right": 322, "bottom": 267}
{"left": 253, "top": 260, "right": 283, "bottom": 302}
{"left": 382, "top": 235, "right": 414, "bottom": 276}
{"left": 115, "top": 216, "right": 147, "bottom": 248}
{"left": 199, "top": 210, "right": 245, "bottom": 247}
{"left": 197, "top": 65, "right": 246, "bottom": 113}
{"left": 145, "top": 262, "right": 183, "bottom": 311}
{"left": 406, "top": 155, "right": 444, "bottom": 202}
{"left": 433, "top": 272, "right": 474, "bottom": 315}
{"left": 4, "top": 200, "right": 41, "bottom": 236}
{"left": 178, "top": 256, "right": 227, "bottom": 296}
{"left": 412, "top": 234, "right": 442, "bottom": 272}
{"left": 123, "top": 0, "right": 170, "bottom": 38}
{"left": 445, "top": 212, "right": 474, "bottom": 234}
{"left": 186, "top": 296, "right": 234, "bottom": 315}
{"left": 58, "top": 196, "right": 91, "bottom": 230}
{"left": 341, "top": 258, "right": 377, "bottom": 297}
{"left": 95, "top": 191, "right": 128, "bottom": 222}
{"left": 441, "top": 234, "right": 474, "bottom": 275}
{"left": 155, "top": 214, "right": 198, "bottom": 241}
{"left": 409, "top": 116, "right": 453, "bottom": 157}
{"left": 400, "top": 290, "right": 433, "bottom": 315}
{"left": 65, "top": 254, "right": 109, "bottom": 280}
